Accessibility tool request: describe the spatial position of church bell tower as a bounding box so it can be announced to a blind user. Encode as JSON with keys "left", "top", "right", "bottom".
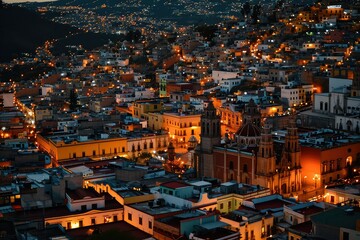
{"left": 196, "top": 101, "right": 221, "bottom": 177}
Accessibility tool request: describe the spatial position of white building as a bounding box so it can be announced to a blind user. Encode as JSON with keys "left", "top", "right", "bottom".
{"left": 135, "top": 87, "right": 155, "bottom": 100}
{"left": 1, "top": 92, "right": 14, "bottom": 107}
{"left": 212, "top": 70, "right": 240, "bottom": 84}
{"left": 220, "top": 77, "right": 244, "bottom": 93}
{"left": 280, "top": 84, "right": 313, "bottom": 107}
{"left": 41, "top": 85, "right": 54, "bottom": 96}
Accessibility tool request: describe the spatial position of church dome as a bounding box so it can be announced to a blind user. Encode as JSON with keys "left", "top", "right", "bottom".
{"left": 236, "top": 123, "right": 261, "bottom": 137}
{"left": 236, "top": 123, "right": 261, "bottom": 146}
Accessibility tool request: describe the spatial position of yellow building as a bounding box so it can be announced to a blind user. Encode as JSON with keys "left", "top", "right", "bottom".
{"left": 216, "top": 187, "right": 271, "bottom": 214}
{"left": 162, "top": 112, "right": 201, "bottom": 148}
{"left": 259, "top": 104, "right": 283, "bottom": 117}
{"left": 37, "top": 131, "right": 169, "bottom": 162}
{"left": 37, "top": 134, "right": 128, "bottom": 162}
{"left": 132, "top": 100, "right": 164, "bottom": 119}
{"left": 147, "top": 112, "right": 163, "bottom": 130}
{"left": 218, "top": 105, "right": 243, "bottom": 137}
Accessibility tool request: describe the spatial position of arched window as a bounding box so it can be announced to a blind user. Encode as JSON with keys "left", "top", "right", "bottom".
{"left": 320, "top": 101, "right": 323, "bottom": 111}
{"left": 229, "top": 161, "right": 234, "bottom": 170}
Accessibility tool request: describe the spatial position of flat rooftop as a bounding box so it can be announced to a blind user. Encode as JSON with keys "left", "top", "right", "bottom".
{"left": 311, "top": 206, "right": 360, "bottom": 230}
{"left": 129, "top": 201, "right": 181, "bottom": 216}
{"left": 67, "top": 221, "right": 151, "bottom": 240}
{"left": 254, "top": 199, "right": 293, "bottom": 211}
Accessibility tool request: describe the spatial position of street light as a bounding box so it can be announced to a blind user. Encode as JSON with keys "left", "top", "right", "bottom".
{"left": 313, "top": 174, "right": 319, "bottom": 188}
{"left": 1, "top": 127, "right": 5, "bottom": 138}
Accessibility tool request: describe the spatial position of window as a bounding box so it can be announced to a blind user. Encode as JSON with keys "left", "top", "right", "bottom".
{"left": 343, "top": 231, "right": 349, "bottom": 240}
{"left": 128, "top": 213, "right": 132, "bottom": 221}
{"left": 67, "top": 222, "right": 71, "bottom": 230}
{"left": 82, "top": 152, "right": 85, "bottom": 157}
{"left": 150, "top": 142, "right": 153, "bottom": 148}
{"left": 92, "top": 203, "right": 97, "bottom": 209}
{"left": 228, "top": 201, "right": 231, "bottom": 208}
{"left": 220, "top": 203, "right": 224, "bottom": 209}
{"left": 139, "top": 217, "right": 143, "bottom": 225}
{"left": 149, "top": 221, "right": 153, "bottom": 229}
{"left": 114, "top": 215, "right": 118, "bottom": 222}
{"left": 122, "top": 147, "right": 125, "bottom": 152}
{"left": 243, "top": 164, "right": 248, "bottom": 173}
{"left": 81, "top": 205, "right": 86, "bottom": 211}
{"left": 229, "top": 161, "right": 234, "bottom": 170}
{"left": 102, "top": 149, "right": 105, "bottom": 155}
{"left": 73, "top": 153, "right": 76, "bottom": 158}
{"left": 91, "top": 218, "right": 96, "bottom": 225}
{"left": 79, "top": 220, "right": 83, "bottom": 227}
{"left": 93, "top": 150, "right": 96, "bottom": 156}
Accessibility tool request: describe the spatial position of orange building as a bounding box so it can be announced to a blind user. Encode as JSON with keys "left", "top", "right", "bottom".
{"left": 301, "top": 142, "right": 360, "bottom": 188}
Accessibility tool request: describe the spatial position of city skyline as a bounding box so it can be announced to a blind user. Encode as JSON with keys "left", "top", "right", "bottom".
{"left": 0, "top": 0, "right": 359, "bottom": 240}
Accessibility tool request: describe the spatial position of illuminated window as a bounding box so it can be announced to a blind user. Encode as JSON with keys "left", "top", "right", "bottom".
{"left": 346, "top": 156, "right": 352, "bottom": 166}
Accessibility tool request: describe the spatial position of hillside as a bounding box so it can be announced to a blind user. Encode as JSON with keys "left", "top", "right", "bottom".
{"left": 0, "top": 4, "right": 76, "bottom": 62}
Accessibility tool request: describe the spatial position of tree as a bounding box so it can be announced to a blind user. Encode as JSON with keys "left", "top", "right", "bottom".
{"left": 125, "top": 29, "right": 142, "bottom": 43}
{"left": 195, "top": 25, "right": 217, "bottom": 41}
{"left": 69, "top": 87, "right": 78, "bottom": 111}
{"left": 241, "top": 2, "right": 251, "bottom": 17}
{"left": 251, "top": 4, "right": 261, "bottom": 23}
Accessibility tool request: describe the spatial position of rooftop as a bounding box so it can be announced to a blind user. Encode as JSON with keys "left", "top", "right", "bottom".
{"left": 311, "top": 206, "right": 360, "bottom": 230}
{"left": 161, "top": 181, "right": 191, "bottom": 189}
{"left": 66, "top": 187, "right": 103, "bottom": 200}
{"left": 129, "top": 201, "right": 182, "bottom": 216}
{"left": 288, "top": 220, "right": 313, "bottom": 235}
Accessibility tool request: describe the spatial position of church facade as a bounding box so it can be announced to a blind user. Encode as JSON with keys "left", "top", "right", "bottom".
{"left": 196, "top": 100, "right": 302, "bottom": 195}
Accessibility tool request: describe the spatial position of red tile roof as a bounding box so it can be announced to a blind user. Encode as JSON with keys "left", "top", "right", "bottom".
{"left": 296, "top": 206, "right": 323, "bottom": 216}
{"left": 161, "top": 181, "right": 190, "bottom": 189}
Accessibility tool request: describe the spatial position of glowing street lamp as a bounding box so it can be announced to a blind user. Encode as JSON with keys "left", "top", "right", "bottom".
{"left": 313, "top": 174, "right": 319, "bottom": 188}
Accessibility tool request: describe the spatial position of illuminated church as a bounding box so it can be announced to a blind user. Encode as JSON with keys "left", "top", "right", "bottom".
{"left": 195, "top": 100, "right": 302, "bottom": 195}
